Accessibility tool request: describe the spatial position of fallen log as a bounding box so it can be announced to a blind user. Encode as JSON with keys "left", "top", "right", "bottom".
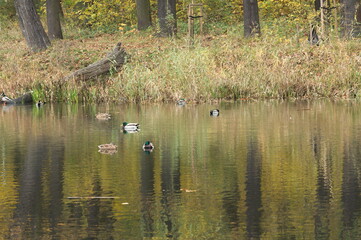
{"left": 64, "top": 42, "right": 128, "bottom": 82}
{"left": 1, "top": 92, "right": 33, "bottom": 104}
{"left": 14, "top": 92, "right": 33, "bottom": 104}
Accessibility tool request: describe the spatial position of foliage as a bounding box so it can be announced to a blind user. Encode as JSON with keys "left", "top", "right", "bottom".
{"left": 259, "top": 0, "right": 314, "bottom": 19}
{"left": 57, "top": 0, "right": 317, "bottom": 30}
{"left": 177, "top": 0, "right": 243, "bottom": 23}
{"left": 61, "top": 0, "right": 136, "bottom": 30}
{"left": 0, "top": 0, "right": 319, "bottom": 31}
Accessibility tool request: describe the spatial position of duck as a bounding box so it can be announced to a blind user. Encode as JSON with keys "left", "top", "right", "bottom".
{"left": 1, "top": 92, "right": 14, "bottom": 104}
{"left": 176, "top": 98, "right": 186, "bottom": 106}
{"left": 210, "top": 109, "right": 220, "bottom": 117}
{"left": 142, "top": 141, "right": 154, "bottom": 151}
{"left": 98, "top": 149, "right": 117, "bottom": 155}
{"left": 123, "top": 128, "right": 140, "bottom": 134}
{"left": 98, "top": 143, "right": 117, "bottom": 150}
{"left": 122, "top": 122, "right": 140, "bottom": 131}
{"left": 36, "top": 100, "right": 46, "bottom": 108}
{"left": 96, "top": 112, "right": 111, "bottom": 120}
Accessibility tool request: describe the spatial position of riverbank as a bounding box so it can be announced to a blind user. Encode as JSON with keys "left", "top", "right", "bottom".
{"left": 1, "top": 21, "right": 360, "bottom": 103}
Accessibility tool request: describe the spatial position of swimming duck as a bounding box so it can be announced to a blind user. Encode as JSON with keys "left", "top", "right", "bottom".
{"left": 122, "top": 122, "right": 140, "bottom": 131}
{"left": 176, "top": 99, "right": 186, "bottom": 106}
{"left": 210, "top": 109, "right": 220, "bottom": 116}
{"left": 1, "top": 92, "right": 14, "bottom": 104}
{"left": 96, "top": 113, "right": 111, "bottom": 120}
{"left": 98, "top": 149, "right": 117, "bottom": 155}
{"left": 98, "top": 143, "right": 117, "bottom": 150}
{"left": 142, "top": 141, "right": 154, "bottom": 151}
{"left": 123, "top": 128, "right": 140, "bottom": 134}
{"left": 36, "top": 100, "right": 46, "bottom": 108}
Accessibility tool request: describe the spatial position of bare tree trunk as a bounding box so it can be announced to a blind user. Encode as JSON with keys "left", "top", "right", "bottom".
{"left": 157, "top": 0, "right": 177, "bottom": 36}
{"left": 315, "top": 0, "right": 321, "bottom": 11}
{"left": 46, "top": 0, "right": 63, "bottom": 40}
{"left": 355, "top": 2, "right": 361, "bottom": 36}
{"left": 14, "top": 0, "right": 51, "bottom": 52}
{"left": 243, "top": 0, "right": 261, "bottom": 37}
{"left": 357, "top": 2, "right": 361, "bottom": 22}
{"left": 340, "top": 0, "right": 357, "bottom": 38}
{"left": 136, "top": 0, "right": 152, "bottom": 30}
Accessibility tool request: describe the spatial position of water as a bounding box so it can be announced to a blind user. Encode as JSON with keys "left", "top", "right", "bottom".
{"left": 0, "top": 101, "right": 361, "bottom": 239}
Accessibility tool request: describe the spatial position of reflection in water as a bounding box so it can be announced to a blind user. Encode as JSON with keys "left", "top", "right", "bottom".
{"left": 221, "top": 146, "right": 241, "bottom": 234}
{"left": 160, "top": 150, "right": 181, "bottom": 239}
{"left": 140, "top": 151, "right": 156, "bottom": 238}
{"left": 245, "top": 137, "right": 262, "bottom": 240}
{"left": 342, "top": 140, "right": 361, "bottom": 239}
{"left": 11, "top": 137, "right": 48, "bottom": 239}
{"left": 49, "top": 142, "right": 65, "bottom": 238}
{"left": 221, "top": 170, "right": 240, "bottom": 232}
{"left": 65, "top": 174, "right": 117, "bottom": 239}
{"left": 1, "top": 102, "right": 361, "bottom": 239}
{"left": 10, "top": 137, "right": 65, "bottom": 239}
{"left": 85, "top": 174, "right": 116, "bottom": 239}
{"left": 313, "top": 133, "right": 332, "bottom": 240}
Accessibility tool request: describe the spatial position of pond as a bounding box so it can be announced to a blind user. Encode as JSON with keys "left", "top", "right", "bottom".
{"left": 0, "top": 101, "right": 361, "bottom": 239}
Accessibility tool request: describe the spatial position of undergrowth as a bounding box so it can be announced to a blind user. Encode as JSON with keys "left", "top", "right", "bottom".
{"left": 0, "top": 20, "right": 360, "bottom": 103}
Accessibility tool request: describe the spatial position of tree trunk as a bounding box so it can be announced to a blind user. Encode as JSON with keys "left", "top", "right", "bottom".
{"left": 46, "top": 0, "right": 63, "bottom": 40}
{"left": 355, "top": 2, "right": 361, "bottom": 36}
{"left": 64, "top": 43, "right": 128, "bottom": 82}
{"left": 340, "top": 0, "right": 357, "bottom": 38}
{"left": 243, "top": 0, "right": 261, "bottom": 37}
{"left": 136, "top": 0, "right": 152, "bottom": 30}
{"left": 14, "top": 0, "right": 51, "bottom": 52}
{"left": 157, "top": 0, "right": 177, "bottom": 36}
{"left": 357, "top": 2, "right": 361, "bottom": 22}
{"left": 315, "top": 0, "right": 321, "bottom": 11}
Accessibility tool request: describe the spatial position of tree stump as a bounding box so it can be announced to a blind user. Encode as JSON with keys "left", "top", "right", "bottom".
{"left": 64, "top": 42, "right": 128, "bottom": 82}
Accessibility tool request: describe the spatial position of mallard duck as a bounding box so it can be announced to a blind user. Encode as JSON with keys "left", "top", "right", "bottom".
{"left": 142, "top": 141, "right": 154, "bottom": 151}
{"left": 210, "top": 109, "right": 220, "bottom": 116}
{"left": 98, "top": 143, "right": 117, "bottom": 150}
{"left": 122, "top": 122, "right": 139, "bottom": 131}
{"left": 123, "top": 128, "right": 140, "bottom": 134}
{"left": 96, "top": 113, "right": 111, "bottom": 120}
{"left": 1, "top": 92, "right": 14, "bottom": 104}
{"left": 176, "top": 99, "right": 186, "bottom": 106}
{"left": 36, "top": 100, "right": 46, "bottom": 108}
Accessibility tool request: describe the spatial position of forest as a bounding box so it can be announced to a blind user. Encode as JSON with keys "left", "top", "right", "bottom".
{"left": 0, "top": 0, "right": 360, "bottom": 102}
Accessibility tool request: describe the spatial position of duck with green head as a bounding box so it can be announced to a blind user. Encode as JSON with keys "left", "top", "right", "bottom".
{"left": 176, "top": 99, "right": 186, "bottom": 106}
{"left": 122, "top": 122, "right": 140, "bottom": 131}
{"left": 142, "top": 141, "right": 154, "bottom": 151}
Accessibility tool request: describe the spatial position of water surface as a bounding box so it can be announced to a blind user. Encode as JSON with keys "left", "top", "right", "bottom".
{"left": 0, "top": 101, "right": 361, "bottom": 239}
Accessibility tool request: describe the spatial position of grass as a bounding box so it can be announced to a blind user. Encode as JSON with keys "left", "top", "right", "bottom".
{"left": 0, "top": 20, "right": 361, "bottom": 103}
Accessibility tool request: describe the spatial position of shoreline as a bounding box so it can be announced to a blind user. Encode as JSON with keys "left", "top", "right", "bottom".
{"left": 1, "top": 22, "right": 360, "bottom": 103}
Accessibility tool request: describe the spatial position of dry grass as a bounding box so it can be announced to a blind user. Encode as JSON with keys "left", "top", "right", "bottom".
{"left": 1, "top": 21, "right": 360, "bottom": 103}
